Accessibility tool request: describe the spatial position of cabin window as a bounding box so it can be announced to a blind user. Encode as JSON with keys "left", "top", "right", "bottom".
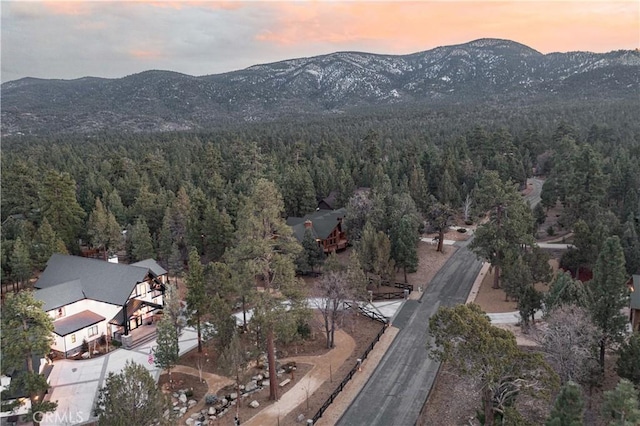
{"left": 88, "top": 326, "right": 98, "bottom": 337}
{"left": 70, "top": 334, "right": 76, "bottom": 343}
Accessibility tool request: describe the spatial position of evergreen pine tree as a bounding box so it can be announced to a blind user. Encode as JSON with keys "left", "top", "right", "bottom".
{"left": 589, "top": 236, "right": 629, "bottom": 369}
{"left": 616, "top": 333, "right": 640, "bottom": 388}
{"left": 185, "top": 247, "right": 206, "bottom": 353}
{"left": 602, "top": 379, "right": 640, "bottom": 426}
{"left": 546, "top": 381, "right": 584, "bottom": 426}
{"left": 129, "top": 218, "right": 155, "bottom": 262}
{"left": 154, "top": 314, "right": 179, "bottom": 388}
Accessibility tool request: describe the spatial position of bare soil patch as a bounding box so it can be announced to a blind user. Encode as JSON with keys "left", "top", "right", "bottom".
{"left": 158, "top": 372, "right": 208, "bottom": 401}
{"left": 473, "top": 268, "right": 550, "bottom": 313}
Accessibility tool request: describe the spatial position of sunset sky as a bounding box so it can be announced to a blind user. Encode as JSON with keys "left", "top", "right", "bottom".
{"left": 1, "top": 0, "right": 638, "bottom": 82}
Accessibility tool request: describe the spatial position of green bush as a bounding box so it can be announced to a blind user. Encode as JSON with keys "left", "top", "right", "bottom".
{"left": 297, "top": 321, "right": 311, "bottom": 339}
{"left": 546, "top": 226, "right": 555, "bottom": 236}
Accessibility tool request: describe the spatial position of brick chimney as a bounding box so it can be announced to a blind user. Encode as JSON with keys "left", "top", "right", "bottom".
{"left": 304, "top": 220, "right": 313, "bottom": 229}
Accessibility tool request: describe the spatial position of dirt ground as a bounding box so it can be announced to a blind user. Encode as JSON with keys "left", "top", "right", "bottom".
{"left": 473, "top": 268, "right": 552, "bottom": 313}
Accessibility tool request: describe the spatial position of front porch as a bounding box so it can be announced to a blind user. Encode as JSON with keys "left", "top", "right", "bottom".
{"left": 120, "top": 323, "right": 157, "bottom": 349}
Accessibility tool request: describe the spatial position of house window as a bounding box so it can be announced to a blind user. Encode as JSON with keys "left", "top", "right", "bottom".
{"left": 88, "top": 326, "right": 98, "bottom": 337}
{"left": 70, "top": 334, "right": 76, "bottom": 343}
{"left": 137, "top": 282, "right": 147, "bottom": 296}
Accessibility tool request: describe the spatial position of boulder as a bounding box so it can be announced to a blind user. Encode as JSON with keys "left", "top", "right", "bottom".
{"left": 249, "top": 400, "right": 260, "bottom": 408}
{"left": 208, "top": 406, "right": 216, "bottom": 416}
{"left": 191, "top": 413, "right": 201, "bottom": 419}
{"left": 188, "top": 399, "right": 197, "bottom": 408}
{"left": 179, "top": 407, "right": 187, "bottom": 415}
{"left": 245, "top": 381, "right": 258, "bottom": 392}
{"left": 185, "top": 419, "right": 194, "bottom": 426}
{"left": 179, "top": 393, "right": 188, "bottom": 404}
{"left": 230, "top": 392, "right": 238, "bottom": 400}
{"left": 297, "top": 414, "right": 305, "bottom": 423}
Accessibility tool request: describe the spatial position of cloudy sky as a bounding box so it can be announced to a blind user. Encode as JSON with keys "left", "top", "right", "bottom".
{"left": 1, "top": 0, "right": 638, "bottom": 83}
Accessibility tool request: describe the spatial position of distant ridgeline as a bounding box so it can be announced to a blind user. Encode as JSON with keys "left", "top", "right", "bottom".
{"left": 1, "top": 38, "right": 639, "bottom": 136}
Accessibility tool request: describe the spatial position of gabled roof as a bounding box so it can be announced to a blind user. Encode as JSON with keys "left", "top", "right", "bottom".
{"left": 288, "top": 208, "right": 347, "bottom": 242}
{"left": 131, "top": 259, "right": 167, "bottom": 277}
{"left": 35, "top": 279, "right": 85, "bottom": 312}
{"left": 34, "top": 254, "right": 161, "bottom": 307}
{"left": 318, "top": 191, "right": 338, "bottom": 210}
{"left": 631, "top": 275, "right": 640, "bottom": 310}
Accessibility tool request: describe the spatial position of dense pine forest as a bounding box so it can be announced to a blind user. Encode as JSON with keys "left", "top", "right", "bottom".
{"left": 2, "top": 99, "right": 639, "bottom": 285}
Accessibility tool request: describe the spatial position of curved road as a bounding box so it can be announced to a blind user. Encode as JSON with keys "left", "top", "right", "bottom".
{"left": 337, "top": 178, "right": 543, "bottom": 426}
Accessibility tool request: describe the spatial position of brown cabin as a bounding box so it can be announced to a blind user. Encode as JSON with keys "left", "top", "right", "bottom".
{"left": 287, "top": 208, "right": 348, "bottom": 253}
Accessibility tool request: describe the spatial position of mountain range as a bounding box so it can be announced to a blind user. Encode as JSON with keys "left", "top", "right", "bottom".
{"left": 2, "top": 38, "right": 638, "bottom": 136}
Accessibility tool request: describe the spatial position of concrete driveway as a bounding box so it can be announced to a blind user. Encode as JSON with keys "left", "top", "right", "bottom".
{"left": 41, "top": 327, "right": 199, "bottom": 425}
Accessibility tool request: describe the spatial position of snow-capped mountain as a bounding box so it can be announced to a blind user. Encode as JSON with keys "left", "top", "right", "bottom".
{"left": 2, "top": 38, "right": 638, "bottom": 135}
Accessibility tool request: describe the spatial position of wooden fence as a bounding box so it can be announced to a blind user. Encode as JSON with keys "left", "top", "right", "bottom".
{"left": 310, "top": 321, "right": 388, "bottom": 424}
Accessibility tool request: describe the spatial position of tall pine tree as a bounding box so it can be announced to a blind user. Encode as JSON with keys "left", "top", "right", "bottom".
{"left": 589, "top": 236, "right": 629, "bottom": 369}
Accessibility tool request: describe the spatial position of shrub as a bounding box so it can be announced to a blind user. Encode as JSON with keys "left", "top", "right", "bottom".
{"left": 111, "top": 340, "right": 122, "bottom": 348}
{"left": 297, "top": 321, "right": 311, "bottom": 339}
{"left": 185, "top": 388, "right": 194, "bottom": 398}
{"left": 546, "top": 226, "right": 555, "bottom": 236}
{"left": 205, "top": 394, "right": 218, "bottom": 405}
{"left": 81, "top": 338, "right": 89, "bottom": 353}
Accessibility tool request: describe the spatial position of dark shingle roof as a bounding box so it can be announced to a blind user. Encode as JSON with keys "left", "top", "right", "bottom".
{"left": 52, "top": 310, "right": 105, "bottom": 337}
{"left": 131, "top": 259, "right": 167, "bottom": 277}
{"left": 288, "top": 208, "right": 346, "bottom": 242}
{"left": 318, "top": 191, "right": 338, "bottom": 210}
{"left": 34, "top": 279, "right": 85, "bottom": 311}
{"left": 35, "top": 254, "right": 153, "bottom": 307}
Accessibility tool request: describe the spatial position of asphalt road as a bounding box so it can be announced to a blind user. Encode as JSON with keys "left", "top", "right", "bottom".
{"left": 525, "top": 177, "right": 543, "bottom": 208}
{"left": 337, "top": 178, "right": 543, "bottom": 426}
{"left": 337, "top": 241, "right": 483, "bottom": 426}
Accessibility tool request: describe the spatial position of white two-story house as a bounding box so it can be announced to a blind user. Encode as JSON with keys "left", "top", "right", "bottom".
{"left": 34, "top": 254, "right": 167, "bottom": 357}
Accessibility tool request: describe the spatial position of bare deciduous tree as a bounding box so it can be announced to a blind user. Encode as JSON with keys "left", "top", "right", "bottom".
{"left": 535, "top": 304, "right": 600, "bottom": 385}
{"left": 315, "top": 271, "right": 353, "bottom": 349}
{"left": 463, "top": 193, "right": 473, "bottom": 223}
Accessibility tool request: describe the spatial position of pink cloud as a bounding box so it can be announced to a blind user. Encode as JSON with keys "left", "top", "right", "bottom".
{"left": 255, "top": 1, "right": 639, "bottom": 53}
{"left": 129, "top": 49, "right": 164, "bottom": 59}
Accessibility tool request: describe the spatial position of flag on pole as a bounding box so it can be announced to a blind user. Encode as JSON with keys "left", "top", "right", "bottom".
{"left": 148, "top": 347, "right": 154, "bottom": 365}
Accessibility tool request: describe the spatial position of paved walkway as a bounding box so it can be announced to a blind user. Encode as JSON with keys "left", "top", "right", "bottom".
{"left": 242, "top": 329, "right": 356, "bottom": 426}
{"left": 41, "top": 327, "right": 199, "bottom": 425}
